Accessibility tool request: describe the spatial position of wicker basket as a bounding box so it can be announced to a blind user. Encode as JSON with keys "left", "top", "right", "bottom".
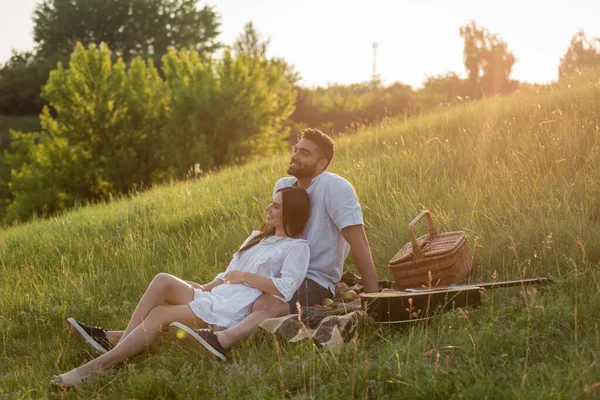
{"left": 389, "top": 210, "right": 472, "bottom": 289}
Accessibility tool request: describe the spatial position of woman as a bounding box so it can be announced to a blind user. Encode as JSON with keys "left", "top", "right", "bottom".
{"left": 51, "top": 186, "right": 311, "bottom": 388}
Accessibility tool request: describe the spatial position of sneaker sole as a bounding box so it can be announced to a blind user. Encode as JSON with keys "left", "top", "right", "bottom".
{"left": 169, "top": 322, "right": 226, "bottom": 361}
{"left": 66, "top": 317, "right": 107, "bottom": 355}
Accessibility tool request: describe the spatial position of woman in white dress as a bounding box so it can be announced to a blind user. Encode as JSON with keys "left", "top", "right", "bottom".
{"left": 51, "top": 187, "right": 311, "bottom": 388}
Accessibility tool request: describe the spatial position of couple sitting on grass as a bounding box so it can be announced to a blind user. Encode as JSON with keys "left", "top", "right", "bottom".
{"left": 52, "top": 128, "right": 380, "bottom": 388}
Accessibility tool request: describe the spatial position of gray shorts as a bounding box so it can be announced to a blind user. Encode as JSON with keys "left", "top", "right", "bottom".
{"left": 287, "top": 279, "right": 333, "bottom": 310}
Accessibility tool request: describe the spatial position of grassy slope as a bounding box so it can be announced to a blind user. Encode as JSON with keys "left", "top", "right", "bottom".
{"left": 1, "top": 71, "right": 600, "bottom": 398}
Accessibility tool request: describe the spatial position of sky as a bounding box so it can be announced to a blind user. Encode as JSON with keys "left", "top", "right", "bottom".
{"left": 1, "top": 0, "right": 599, "bottom": 88}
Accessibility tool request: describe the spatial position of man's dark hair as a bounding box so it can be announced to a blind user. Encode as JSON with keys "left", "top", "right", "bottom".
{"left": 301, "top": 128, "right": 335, "bottom": 169}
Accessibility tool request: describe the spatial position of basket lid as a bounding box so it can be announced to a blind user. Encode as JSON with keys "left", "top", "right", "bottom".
{"left": 389, "top": 231, "right": 467, "bottom": 265}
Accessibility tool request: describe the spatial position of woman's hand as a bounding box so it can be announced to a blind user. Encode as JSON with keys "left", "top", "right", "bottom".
{"left": 224, "top": 271, "right": 248, "bottom": 285}
{"left": 185, "top": 280, "right": 205, "bottom": 291}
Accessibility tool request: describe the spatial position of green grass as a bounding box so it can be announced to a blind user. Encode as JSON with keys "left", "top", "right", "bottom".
{"left": 1, "top": 70, "right": 600, "bottom": 398}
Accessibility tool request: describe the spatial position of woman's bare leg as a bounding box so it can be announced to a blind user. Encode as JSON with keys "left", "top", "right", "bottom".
{"left": 56, "top": 305, "right": 205, "bottom": 384}
{"left": 117, "top": 273, "right": 194, "bottom": 345}
{"left": 106, "top": 331, "right": 123, "bottom": 345}
{"left": 73, "top": 274, "right": 193, "bottom": 346}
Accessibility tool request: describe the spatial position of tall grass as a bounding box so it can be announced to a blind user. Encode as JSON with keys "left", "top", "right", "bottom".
{"left": 1, "top": 70, "right": 600, "bottom": 398}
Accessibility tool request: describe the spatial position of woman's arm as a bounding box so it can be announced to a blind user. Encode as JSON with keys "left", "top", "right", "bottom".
{"left": 184, "top": 280, "right": 204, "bottom": 290}
{"left": 185, "top": 278, "right": 224, "bottom": 292}
{"left": 223, "top": 271, "right": 283, "bottom": 297}
{"left": 224, "top": 242, "right": 310, "bottom": 301}
{"left": 202, "top": 230, "right": 262, "bottom": 292}
{"left": 203, "top": 278, "right": 224, "bottom": 291}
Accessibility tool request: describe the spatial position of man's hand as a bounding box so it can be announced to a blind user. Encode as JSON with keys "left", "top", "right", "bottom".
{"left": 224, "top": 271, "right": 248, "bottom": 285}
{"left": 341, "top": 224, "right": 379, "bottom": 293}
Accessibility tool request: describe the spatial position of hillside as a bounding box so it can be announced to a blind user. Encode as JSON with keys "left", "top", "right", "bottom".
{"left": 1, "top": 69, "right": 599, "bottom": 398}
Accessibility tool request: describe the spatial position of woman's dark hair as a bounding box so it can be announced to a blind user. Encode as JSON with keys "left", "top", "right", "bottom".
{"left": 238, "top": 187, "right": 311, "bottom": 254}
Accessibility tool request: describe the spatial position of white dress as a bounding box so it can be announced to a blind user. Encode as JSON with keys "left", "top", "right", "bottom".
{"left": 188, "top": 231, "right": 310, "bottom": 329}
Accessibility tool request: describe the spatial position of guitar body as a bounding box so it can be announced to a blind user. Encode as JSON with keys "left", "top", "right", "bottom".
{"left": 361, "top": 286, "right": 482, "bottom": 324}
{"left": 361, "top": 278, "right": 552, "bottom": 324}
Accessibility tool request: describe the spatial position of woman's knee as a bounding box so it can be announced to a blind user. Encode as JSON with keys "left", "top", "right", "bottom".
{"left": 150, "top": 273, "right": 174, "bottom": 291}
{"left": 144, "top": 306, "right": 171, "bottom": 331}
{"left": 145, "top": 305, "right": 201, "bottom": 331}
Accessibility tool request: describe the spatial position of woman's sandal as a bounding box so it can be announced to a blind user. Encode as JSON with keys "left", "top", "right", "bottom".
{"left": 50, "top": 368, "right": 84, "bottom": 388}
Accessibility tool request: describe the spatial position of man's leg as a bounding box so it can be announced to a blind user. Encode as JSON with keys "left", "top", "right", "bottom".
{"left": 216, "top": 279, "right": 331, "bottom": 349}
{"left": 287, "top": 279, "right": 333, "bottom": 310}
{"left": 217, "top": 294, "right": 290, "bottom": 349}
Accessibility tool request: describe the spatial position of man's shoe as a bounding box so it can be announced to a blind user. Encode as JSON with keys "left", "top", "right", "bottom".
{"left": 67, "top": 317, "right": 112, "bottom": 355}
{"left": 169, "top": 322, "right": 227, "bottom": 361}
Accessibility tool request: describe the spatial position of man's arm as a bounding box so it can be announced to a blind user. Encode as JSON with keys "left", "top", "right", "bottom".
{"left": 341, "top": 224, "right": 379, "bottom": 293}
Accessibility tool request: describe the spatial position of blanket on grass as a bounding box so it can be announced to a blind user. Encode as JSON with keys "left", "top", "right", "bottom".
{"left": 259, "top": 272, "right": 382, "bottom": 349}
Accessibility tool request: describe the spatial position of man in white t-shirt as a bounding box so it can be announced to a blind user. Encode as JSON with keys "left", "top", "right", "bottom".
{"left": 66, "top": 129, "right": 379, "bottom": 360}
{"left": 169, "top": 128, "right": 379, "bottom": 360}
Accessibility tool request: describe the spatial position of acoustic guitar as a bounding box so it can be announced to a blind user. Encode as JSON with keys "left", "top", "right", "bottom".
{"left": 360, "top": 278, "right": 553, "bottom": 324}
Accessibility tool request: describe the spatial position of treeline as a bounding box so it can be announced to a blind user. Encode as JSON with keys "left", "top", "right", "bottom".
{"left": 1, "top": 0, "right": 600, "bottom": 225}
{"left": 291, "top": 83, "right": 417, "bottom": 135}
{"left": 0, "top": 33, "right": 295, "bottom": 224}
{"left": 289, "top": 24, "right": 600, "bottom": 135}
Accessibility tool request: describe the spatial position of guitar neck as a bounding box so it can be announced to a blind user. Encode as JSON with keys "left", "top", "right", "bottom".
{"left": 473, "top": 277, "right": 553, "bottom": 290}
{"left": 401, "top": 277, "right": 554, "bottom": 294}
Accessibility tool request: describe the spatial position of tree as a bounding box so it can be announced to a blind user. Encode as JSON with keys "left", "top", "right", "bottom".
{"left": 233, "top": 22, "right": 300, "bottom": 85}
{"left": 459, "top": 20, "right": 516, "bottom": 97}
{"left": 366, "top": 83, "right": 416, "bottom": 121}
{"left": 33, "top": 0, "right": 221, "bottom": 61}
{"left": 162, "top": 24, "right": 297, "bottom": 173}
{"left": 0, "top": 51, "right": 65, "bottom": 115}
{"left": 0, "top": 0, "right": 220, "bottom": 116}
{"left": 559, "top": 30, "right": 600, "bottom": 78}
{"left": 3, "top": 36, "right": 297, "bottom": 223}
{"left": 290, "top": 82, "right": 417, "bottom": 135}
{"left": 417, "top": 72, "right": 469, "bottom": 109}
{"left": 233, "top": 22, "right": 268, "bottom": 58}
{"left": 3, "top": 43, "right": 169, "bottom": 223}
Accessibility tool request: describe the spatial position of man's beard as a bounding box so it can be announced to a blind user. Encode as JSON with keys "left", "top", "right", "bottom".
{"left": 287, "top": 161, "right": 318, "bottom": 178}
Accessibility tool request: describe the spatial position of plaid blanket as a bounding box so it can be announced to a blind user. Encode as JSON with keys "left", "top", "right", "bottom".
{"left": 259, "top": 308, "right": 365, "bottom": 350}
{"left": 259, "top": 272, "right": 377, "bottom": 349}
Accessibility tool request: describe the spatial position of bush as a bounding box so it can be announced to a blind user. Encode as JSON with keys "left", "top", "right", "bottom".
{"left": 3, "top": 42, "right": 296, "bottom": 224}
{"left": 291, "top": 83, "right": 417, "bottom": 135}
{"left": 162, "top": 47, "right": 296, "bottom": 175}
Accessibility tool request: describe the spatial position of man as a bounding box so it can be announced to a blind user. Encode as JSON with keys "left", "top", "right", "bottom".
{"left": 67, "top": 128, "right": 379, "bottom": 360}
{"left": 169, "top": 128, "right": 379, "bottom": 359}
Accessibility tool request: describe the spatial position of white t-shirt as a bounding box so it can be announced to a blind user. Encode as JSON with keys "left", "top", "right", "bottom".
{"left": 274, "top": 171, "right": 364, "bottom": 293}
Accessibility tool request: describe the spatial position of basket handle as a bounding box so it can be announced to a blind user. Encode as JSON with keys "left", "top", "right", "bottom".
{"left": 408, "top": 210, "right": 438, "bottom": 260}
